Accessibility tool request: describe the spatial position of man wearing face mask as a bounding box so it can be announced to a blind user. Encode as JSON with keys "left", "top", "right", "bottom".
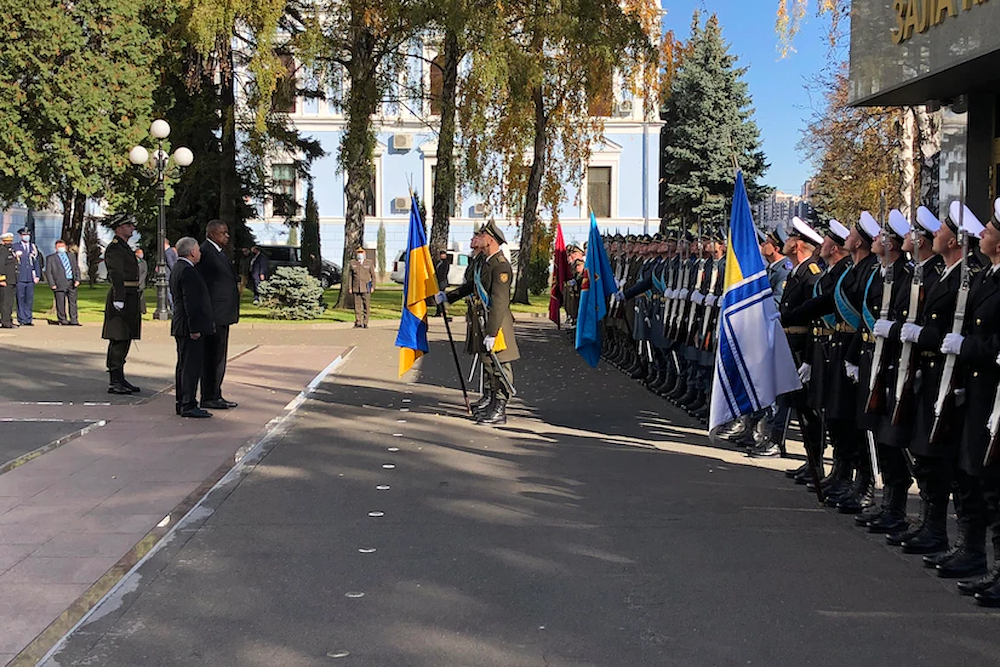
{"left": 0, "top": 232, "right": 16, "bottom": 328}
{"left": 13, "top": 227, "right": 41, "bottom": 326}
{"left": 102, "top": 213, "right": 143, "bottom": 394}
{"left": 44, "top": 239, "right": 81, "bottom": 326}
{"left": 135, "top": 247, "right": 148, "bottom": 315}
{"left": 348, "top": 247, "right": 376, "bottom": 328}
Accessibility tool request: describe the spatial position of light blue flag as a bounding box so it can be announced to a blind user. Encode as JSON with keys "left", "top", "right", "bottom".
{"left": 575, "top": 213, "right": 617, "bottom": 367}
{"left": 710, "top": 172, "right": 801, "bottom": 430}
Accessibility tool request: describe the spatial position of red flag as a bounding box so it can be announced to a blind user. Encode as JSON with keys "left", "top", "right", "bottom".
{"left": 548, "top": 223, "right": 571, "bottom": 327}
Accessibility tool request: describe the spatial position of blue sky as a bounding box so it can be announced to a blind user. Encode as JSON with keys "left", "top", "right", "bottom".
{"left": 660, "top": 1, "right": 844, "bottom": 195}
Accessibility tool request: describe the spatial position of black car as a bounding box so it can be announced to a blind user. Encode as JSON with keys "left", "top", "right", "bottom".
{"left": 258, "top": 245, "right": 342, "bottom": 289}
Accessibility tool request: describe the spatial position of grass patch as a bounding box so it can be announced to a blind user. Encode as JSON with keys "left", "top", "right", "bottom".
{"left": 27, "top": 282, "right": 549, "bottom": 324}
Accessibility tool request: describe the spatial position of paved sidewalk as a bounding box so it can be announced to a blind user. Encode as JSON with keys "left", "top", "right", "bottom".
{"left": 42, "top": 320, "right": 1000, "bottom": 667}
{"left": 0, "top": 343, "right": 348, "bottom": 665}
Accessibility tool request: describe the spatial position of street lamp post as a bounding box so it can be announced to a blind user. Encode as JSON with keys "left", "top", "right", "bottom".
{"left": 129, "top": 119, "right": 193, "bottom": 321}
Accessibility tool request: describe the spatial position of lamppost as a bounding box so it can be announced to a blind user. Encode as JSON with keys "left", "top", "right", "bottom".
{"left": 129, "top": 119, "right": 193, "bottom": 320}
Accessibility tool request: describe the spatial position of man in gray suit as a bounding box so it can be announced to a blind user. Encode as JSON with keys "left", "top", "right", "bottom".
{"left": 135, "top": 247, "right": 149, "bottom": 314}
{"left": 348, "top": 247, "right": 376, "bottom": 328}
{"left": 44, "top": 239, "right": 81, "bottom": 326}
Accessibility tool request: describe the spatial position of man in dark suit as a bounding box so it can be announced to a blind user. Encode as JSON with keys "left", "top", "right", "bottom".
{"left": 170, "top": 237, "right": 215, "bottom": 418}
{"left": 197, "top": 220, "right": 240, "bottom": 410}
{"left": 0, "top": 232, "right": 16, "bottom": 328}
{"left": 44, "top": 239, "right": 81, "bottom": 325}
{"left": 249, "top": 246, "right": 267, "bottom": 304}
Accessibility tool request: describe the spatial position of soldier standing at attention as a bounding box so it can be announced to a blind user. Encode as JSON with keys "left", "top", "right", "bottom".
{"left": 102, "top": 213, "right": 143, "bottom": 395}
{"left": 0, "top": 233, "right": 16, "bottom": 328}
{"left": 348, "top": 247, "right": 377, "bottom": 328}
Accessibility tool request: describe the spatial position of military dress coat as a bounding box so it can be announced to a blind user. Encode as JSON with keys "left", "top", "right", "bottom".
{"left": 447, "top": 254, "right": 483, "bottom": 355}
{"left": 958, "top": 266, "right": 1000, "bottom": 476}
{"left": 780, "top": 256, "right": 823, "bottom": 365}
{"left": 102, "top": 237, "right": 142, "bottom": 342}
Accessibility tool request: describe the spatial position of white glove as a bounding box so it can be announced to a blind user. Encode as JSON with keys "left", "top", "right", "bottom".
{"left": 691, "top": 292, "right": 705, "bottom": 305}
{"left": 996, "top": 352, "right": 1000, "bottom": 367}
{"left": 483, "top": 335, "right": 497, "bottom": 351}
{"left": 567, "top": 279, "right": 577, "bottom": 288}
{"left": 612, "top": 290, "right": 624, "bottom": 303}
{"left": 434, "top": 291, "right": 446, "bottom": 305}
{"left": 941, "top": 332, "right": 964, "bottom": 356}
{"left": 797, "top": 362, "right": 812, "bottom": 383}
{"left": 678, "top": 288, "right": 690, "bottom": 300}
{"left": 615, "top": 278, "right": 625, "bottom": 289}
{"left": 113, "top": 301, "right": 125, "bottom": 311}
{"left": 705, "top": 295, "right": 718, "bottom": 308}
{"left": 873, "top": 319, "right": 893, "bottom": 339}
{"left": 845, "top": 361, "right": 860, "bottom": 383}
{"left": 900, "top": 322, "right": 923, "bottom": 343}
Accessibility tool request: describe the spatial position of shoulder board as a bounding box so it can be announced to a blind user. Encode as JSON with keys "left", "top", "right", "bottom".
{"left": 112, "top": 238, "right": 119, "bottom": 244}
{"left": 809, "top": 263, "right": 821, "bottom": 275}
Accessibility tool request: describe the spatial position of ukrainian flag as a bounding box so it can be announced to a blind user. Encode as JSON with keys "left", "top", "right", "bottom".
{"left": 575, "top": 212, "right": 617, "bottom": 367}
{"left": 710, "top": 171, "right": 801, "bottom": 431}
{"left": 395, "top": 196, "right": 438, "bottom": 377}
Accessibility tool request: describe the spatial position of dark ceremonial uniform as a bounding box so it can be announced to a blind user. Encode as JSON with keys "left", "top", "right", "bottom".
{"left": 102, "top": 235, "right": 142, "bottom": 393}
{"left": 777, "top": 256, "right": 824, "bottom": 469}
{"left": 448, "top": 254, "right": 485, "bottom": 355}
{"left": 170, "top": 259, "right": 215, "bottom": 415}
{"left": 0, "top": 242, "right": 15, "bottom": 328}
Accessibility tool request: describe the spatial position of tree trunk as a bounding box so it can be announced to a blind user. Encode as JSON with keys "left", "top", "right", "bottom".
{"left": 430, "top": 29, "right": 461, "bottom": 256}
{"left": 896, "top": 106, "right": 915, "bottom": 217}
{"left": 915, "top": 105, "right": 941, "bottom": 213}
{"left": 512, "top": 85, "right": 547, "bottom": 305}
{"left": 70, "top": 191, "right": 86, "bottom": 248}
{"left": 60, "top": 190, "right": 74, "bottom": 245}
{"left": 336, "top": 23, "right": 379, "bottom": 310}
{"left": 219, "top": 37, "right": 239, "bottom": 240}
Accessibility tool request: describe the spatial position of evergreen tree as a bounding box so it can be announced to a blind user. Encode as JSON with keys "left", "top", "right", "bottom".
{"left": 659, "top": 12, "right": 769, "bottom": 231}
{"left": 302, "top": 183, "right": 321, "bottom": 261}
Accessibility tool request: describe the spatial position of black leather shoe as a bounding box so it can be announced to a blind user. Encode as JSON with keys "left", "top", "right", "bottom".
{"left": 855, "top": 505, "right": 883, "bottom": 527}
{"left": 181, "top": 408, "right": 213, "bottom": 418}
{"left": 201, "top": 399, "right": 233, "bottom": 410}
{"left": 748, "top": 441, "right": 782, "bottom": 458}
{"left": 958, "top": 564, "right": 1000, "bottom": 596}
{"left": 121, "top": 378, "right": 141, "bottom": 393}
{"left": 786, "top": 463, "right": 808, "bottom": 479}
{"left": 923, "top": 545, "right": 961, "bottom": 568}
{"left": 108, "top": 383, "right": 132, "bottom": 395}
{"left": 868, "top": 511, "right": 908, "bottom": 534}
{"left": 902, "top": 527, "right": 948, "bottom": 554}
{"left": 219, "top": 399, "right": 238, "bottom": 408}
{"left": 937, "top": 550, "right": 988, "bottom": 579}
{"left": 975, "top": 581, "right": 1000, "bottom": 607}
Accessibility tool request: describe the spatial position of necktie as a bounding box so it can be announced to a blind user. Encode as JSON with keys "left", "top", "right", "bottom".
{"left": 59, "top": 253, "right": 72, "bottom": 280}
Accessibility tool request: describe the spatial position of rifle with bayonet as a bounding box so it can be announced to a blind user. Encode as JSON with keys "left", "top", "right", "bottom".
{"left": 683, "top": 250, "right": 707, "bottom": 346}
{"left": 931, "top": 189, "right": 970, "bottom": 444}
{"left": 866, "top": 192, "right": 893, "bottom": 415}
{"left": 697, "top": 252, "right": 721, "bottom": 350}
{"left": 985, "top": 386, "right": 1000, "bottom": 466}
{"left": 665, "top": 238, "right": 687, "bottom": 338}
{"left": 891, "top": 205, "right": 925, "bottom": 426}
{"left": 668, "top": 239, "right": 692, "bottom": 340}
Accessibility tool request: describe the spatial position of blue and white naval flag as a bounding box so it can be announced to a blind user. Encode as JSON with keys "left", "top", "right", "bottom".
{"left": 709, "top": 172, "right": 801, "bottom": 431}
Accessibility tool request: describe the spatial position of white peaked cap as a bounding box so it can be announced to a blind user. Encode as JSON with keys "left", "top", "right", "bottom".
{"left": 950, "top": 200, "right": 984, "bottom": 239}
{"left": 858, "top": 211, "right": 880, "bottom": 242}
{"left": 791, "top": 216, "right": 823, "bottom": 245}
{"left": 915, "top": 206, "right": 942, "bottom": 234}
{"left": 828, "top": 219, "right": 850, "bottom": 243}
{"left": 888, "top": 209, "right": 910, "bottom": 239}
{"left": 994, "top": 198, "right": 1000, "bottom": 223}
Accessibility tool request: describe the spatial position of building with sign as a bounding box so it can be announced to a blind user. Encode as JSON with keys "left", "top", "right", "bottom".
{"left": 849, "top": 0, "right": 1000, "bottom": 218}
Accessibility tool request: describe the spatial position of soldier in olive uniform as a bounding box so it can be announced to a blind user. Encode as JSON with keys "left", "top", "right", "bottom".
{"left": 0, "top": 232, "right": 16, "bottom": 328}
{"left": 348, "top": 247, "right": 377, "bottom": 328}
{"left": 102, "top": 213, "right": 143, "bottom": 394}
{"left": 440, "top": 220, "right": 518, "bottom": 426}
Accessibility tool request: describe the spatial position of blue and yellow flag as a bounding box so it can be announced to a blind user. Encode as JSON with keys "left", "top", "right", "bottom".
{"left": 710, "top": 172, "right": 801, "bottom": 430}
{"left": 395, "top": 196, "right": 439, "bottom": 377}
{"left": 575, "top": 212, "right": 617, "bottom": 367}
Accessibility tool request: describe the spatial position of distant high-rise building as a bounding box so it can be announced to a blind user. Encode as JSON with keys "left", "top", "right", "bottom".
{"left": 753, "top": 190, "right": 801, "bottom": 230}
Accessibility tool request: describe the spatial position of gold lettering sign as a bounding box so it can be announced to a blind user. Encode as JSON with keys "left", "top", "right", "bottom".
{"left": 892, "top": 0, "right": 989, "bottom": 44}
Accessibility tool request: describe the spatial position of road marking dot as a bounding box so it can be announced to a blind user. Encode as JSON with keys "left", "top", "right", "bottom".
{"left": 400, "top": 408, "right": 409, "bottom": 412}
{"left": 359, "top": 548, "right": 376, "bottom": 554}
{"left": 345, "top": 591, "right": 365, "bottom": 598}
{"left": 397, "top": 419, "right": 407, "bottom": 423}
{"left": 388, "top": 447, "right": 399, "bottom": 452}
{"left": 327, "top": 650, "right": 350, "bottom": 659}
{"left": 376, "top": 485, "right": 391, "bottom": 490}
{"left": 382, "top": 464, "right": 395, "bottom": 469}
{"left": 392, "top": 433, "right": 403, "bottom": 437}
{"left": 368, "top": 511, "right": 384, "bottom": 517}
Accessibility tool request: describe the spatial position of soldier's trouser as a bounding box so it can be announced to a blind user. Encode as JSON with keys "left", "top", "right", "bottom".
{"left": 828, "top": 418, "right": 862, "bottom": 464}
{"left": 16, "top": 281, "right": 33, "bottom": 323}
{"left": 981, "top": 479, "right": 1000, "bottom": 551}
{"left": 353, "top": 292, "right": 371, "bottom": 325}
{"left": 791, "top": 390, "right": 823, "bottom": 458}
{"left": 106, "top": 339, "right": 132, "bottom": 374}
{"left": 483, "top": 357, "right": 514, "bottom": 399}
{"left": 912, "top": 454, "right": 954, "bottom": 510}
{"left": 953, "top": 468, "right": 987, "bottom": 533}
{"left": 0, "top": 285, "right": 12, "bottom": 326}
{"left": 878, "top": 445, "right": 912, "bottom": 489}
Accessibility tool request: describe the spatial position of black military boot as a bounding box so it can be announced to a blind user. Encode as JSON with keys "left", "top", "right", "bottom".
{"left": 475, "top": 397, "right": 507, "bottom": 426}
{"left": 869, "top": 485, "right": 910, "bottom": 534}
{"left": 108, "top": 370, "right": 131, "bottom": 395}
{"left": 838, "top": 466, "right": 875, "bottom": 514}
{"left": 934, "top": 521, "right": 988, "bottom": 578}
{"left": 822, "top": 463, "right": 856, "bottom": 506}
{"left": 887, "top": 498, "right": 929, "bottom": 546}
{"left": 855, "top": 484, "right": 888, "bottom": 527}
{"left": 666, "top": 374, "right": 687, "bottom": 400}
{"left": 959, "top": 543, "right": 1000, "bottom": 596}
{"left": 901, "top": 501, "right": 949, "bottom": 554}
{"left": 471, "top": 388, "right": 494, "bottom": 413}
{"left": 810, "top": 459, "right": 843, "bottom": 492}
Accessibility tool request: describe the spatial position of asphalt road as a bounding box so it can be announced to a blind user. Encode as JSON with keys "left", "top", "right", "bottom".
{"left": 45, "top": 320, "right": 1000, "bottom": 667}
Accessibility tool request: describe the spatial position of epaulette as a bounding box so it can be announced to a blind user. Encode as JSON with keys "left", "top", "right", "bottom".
{"left": 809, "top": 263, "right": 821, "bottom": 275}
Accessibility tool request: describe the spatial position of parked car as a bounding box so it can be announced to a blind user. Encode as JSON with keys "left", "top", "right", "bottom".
{"left": 258, "top": 245, "right": 342, "bottom": 289}
{"left": 390, "top": 245, "right": 517, "bottom": 287}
